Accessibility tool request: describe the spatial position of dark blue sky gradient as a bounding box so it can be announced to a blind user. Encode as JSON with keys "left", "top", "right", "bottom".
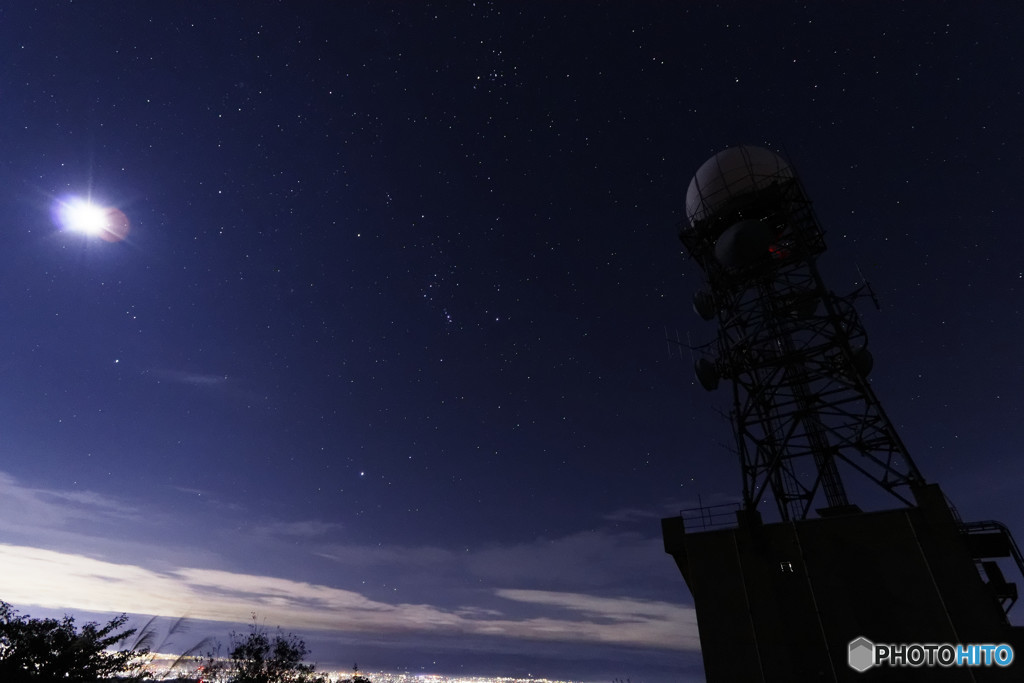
{"left": 1, "top": 2, "right": 1023, "bottom": 681}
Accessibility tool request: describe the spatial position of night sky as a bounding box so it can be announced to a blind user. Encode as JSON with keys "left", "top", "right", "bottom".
{"left": 1, "top": 2, "right": 1023, "bottom": 682}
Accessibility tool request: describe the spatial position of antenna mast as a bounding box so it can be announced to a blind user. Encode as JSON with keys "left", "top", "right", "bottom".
{"left": 682, "top": 146, "right": 923, "bottom": 521}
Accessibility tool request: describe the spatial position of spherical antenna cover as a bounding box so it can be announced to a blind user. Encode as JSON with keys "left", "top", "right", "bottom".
{"left": 685, "top": 146, "right": 793, "bottom": 226}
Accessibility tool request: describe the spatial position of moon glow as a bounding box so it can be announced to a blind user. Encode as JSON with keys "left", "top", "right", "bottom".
{"left": 58, "top": 198, "right": 131, "bottom": 242}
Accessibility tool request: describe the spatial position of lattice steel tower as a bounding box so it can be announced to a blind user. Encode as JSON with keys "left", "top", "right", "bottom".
{"left": 662, "top": 146, "right": 1024, "bottom": 682}
{"left": 683, "top": 145, "right": 922, "bottom": 521}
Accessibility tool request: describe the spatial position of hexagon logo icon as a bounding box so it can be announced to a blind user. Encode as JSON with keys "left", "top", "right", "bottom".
{"left": 848, "top": 637, "right": 875, "bottom": 672}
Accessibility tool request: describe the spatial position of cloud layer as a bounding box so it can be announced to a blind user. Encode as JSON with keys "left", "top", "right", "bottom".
{"left": 0, "top": 543, "right": 698, "bottom": 651}
{"left": 0, "top": 470, "right": 700, "bottom": 664}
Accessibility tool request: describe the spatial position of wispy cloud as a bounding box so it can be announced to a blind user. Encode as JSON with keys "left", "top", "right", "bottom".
{"left": 314, "top": 543, "right": 454, "bottom": 569}
{"left": 149, "top": 369, "right": 230, "bottom": 386}
{"left": 0, "top": 544, "right": 699, "bottom": 651}
{"left": 252, "top": 520, "right": 344, "bottom": 539}
{"left": 466, "top": 530, "right": 674, "bottom": 591}
{"left": 602, "top": 507, "right": 666, "bottom": 523}
{"left": 496, "top": 589, "right": 699, "bottom": 649}
{"left": 0, "top": 473, "right": 239, "bottom": 571}
{"left": 0, "top": 472, "right": 137, "bottom": 533}
{"left": 313, "top": 529, "right": 685, "bottom": 605}
{"left": 145, "top": 369, "right": 273, "bottom": 405}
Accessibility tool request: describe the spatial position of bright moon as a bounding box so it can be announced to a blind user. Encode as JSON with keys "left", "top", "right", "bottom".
{"left": 57, "top": 198, "right": 131, "bottom": 242}
{"left": 63, "top": 200, "right": 107, "bottom": 234}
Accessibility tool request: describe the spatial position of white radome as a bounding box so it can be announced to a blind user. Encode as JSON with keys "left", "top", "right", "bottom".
{"left": 685, "top": 145, "right": 793, "bottom": 226}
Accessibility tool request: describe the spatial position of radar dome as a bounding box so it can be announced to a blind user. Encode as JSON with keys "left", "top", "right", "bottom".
{"left": 685, "top": 146, "right": 793, "bottom": 226}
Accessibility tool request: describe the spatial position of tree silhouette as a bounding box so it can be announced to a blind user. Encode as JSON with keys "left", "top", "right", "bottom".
{"left": 338, "top": 662, "right": 373, "bottom": 683}
{"left": 200, "top": 616, "right": 327, "bottom": 683}
{"left": 0, "top": 600, "right": 146, "bottom": 681}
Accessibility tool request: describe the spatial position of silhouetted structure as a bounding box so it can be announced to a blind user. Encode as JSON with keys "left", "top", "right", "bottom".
{"left": 663, "top": 146, "right": 1024, "bottom": 681}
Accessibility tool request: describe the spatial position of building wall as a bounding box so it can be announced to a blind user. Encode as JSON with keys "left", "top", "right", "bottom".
{"left": 664, "top": 485, "right": 1024, "bottom": 682}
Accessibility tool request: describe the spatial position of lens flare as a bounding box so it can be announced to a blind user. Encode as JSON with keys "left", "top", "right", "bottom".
{"left": 57, "top": 198, "right": 131, "bottom": 242}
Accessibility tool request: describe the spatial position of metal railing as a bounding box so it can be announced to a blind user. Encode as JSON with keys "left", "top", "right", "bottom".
{"left": 679, "top": 501, "right": 742, "bottom": 531}
{"left": 960, "top": 519, "right": 1024, "bottom": 616}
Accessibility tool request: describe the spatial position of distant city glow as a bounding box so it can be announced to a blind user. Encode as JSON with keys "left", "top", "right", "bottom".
{"left": 56, "top": 197, "right": 131, "bottom": 242}
{"left": 142, "top": 654, "right": 578, "bottom": 683}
